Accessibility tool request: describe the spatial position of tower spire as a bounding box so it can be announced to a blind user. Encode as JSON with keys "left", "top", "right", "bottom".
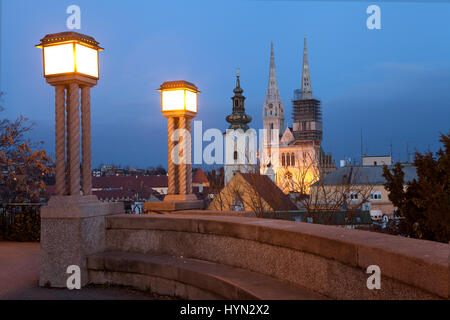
{"left": 301, "top": 35, "right": 312, "bottom": 100}
{"left": 263, "top": 41, "right": 284, "bottom": 131}
{"left": 266, "top": 41, "right": 280, "bottom": 102}
{"left": 226, "top": 70, "right": 251, "bottom": 131}
{"left": 236, "top": 66, "right": 240, "bottom": 88}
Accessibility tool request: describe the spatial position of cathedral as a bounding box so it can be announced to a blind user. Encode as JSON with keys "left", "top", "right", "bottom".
{"left": 261, "top": 37, "right": 335, "bottom": 194}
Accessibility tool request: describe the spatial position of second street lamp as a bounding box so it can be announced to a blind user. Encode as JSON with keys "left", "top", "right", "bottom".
{"left": 144, "top": 80, "right": 204, "bottom": 212}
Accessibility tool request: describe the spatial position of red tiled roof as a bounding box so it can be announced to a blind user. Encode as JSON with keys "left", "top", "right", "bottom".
{"left": 193, "top": 168, "right": 209, "bottom": 184}
{"left": 93, "top": 189, "right": 156, "bottom": 201}
{"left": 92, "top": 175, "right": 168, "bottom": 189}
{"left": 239, "top": 173, "right": 297, "bottom": 211}
{"left": 45, "top": 175, "right": 168, "bottom": 199}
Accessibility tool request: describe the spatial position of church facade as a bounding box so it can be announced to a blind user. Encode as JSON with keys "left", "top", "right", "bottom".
{"left": 261, "top": 37, "right": 335, "bottom": 194}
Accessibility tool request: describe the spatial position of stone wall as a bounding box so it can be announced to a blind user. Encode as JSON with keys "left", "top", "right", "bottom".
{"left": 104, "top": 214, "right": 448, "bottom": 299}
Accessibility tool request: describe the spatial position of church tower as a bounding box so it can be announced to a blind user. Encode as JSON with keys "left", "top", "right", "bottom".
{"left": 267, "top": 36, "right": 333, "bottom": 194}
{"left": 226, "top": 70, "right": 252, "bottom": 131}
{"left": 292, "top": 36, "right": 322, "bottom": 144}
{"left": 263, "top": 41, "right": 284, "bottom": 140}
{"left": 224, "top": 70, "right": 254, "bottom": 185}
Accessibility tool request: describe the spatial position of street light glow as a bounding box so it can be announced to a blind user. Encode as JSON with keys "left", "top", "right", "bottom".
{"left": 43, "top": 44, "right": 75, "bottom": 76}
{"left": 161, "top": 90, "right": 186, "bottom": 112}
{"left": 75, "top": 43, "right": 99, "bottom": 78}
{"left": 36, "top": 32, "right": 102, "bottom": 79}
{"left": 185, "top": 90, "right": 197, "bottom": 113}
{"left": 158, "top": 80, "right": 199, "bottom": 115}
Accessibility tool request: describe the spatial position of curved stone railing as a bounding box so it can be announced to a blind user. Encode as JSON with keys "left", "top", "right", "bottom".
{"left": 104, "top": 214, "right": 449, "bottom": 300}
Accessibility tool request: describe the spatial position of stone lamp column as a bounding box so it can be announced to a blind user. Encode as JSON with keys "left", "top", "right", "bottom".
{"left": 36, "top": 32, "right": 123, "bottom": 288}
{"left": 144, "top": 80, "right": 203, "bottom": 212}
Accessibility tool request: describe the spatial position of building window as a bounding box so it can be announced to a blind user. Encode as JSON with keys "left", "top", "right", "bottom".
{"left": 349, "top": 192, "right": 359, "bottom": 200}
{"left": 234, "top": 151, "right": 238, "bottom": 160}
{"left": 370, "top": 192, "right": 382, "bottom": 200}
{"left": 285, "top": 170, "right": 293, "bottom": 179}
{"left": 282, "top": 153, "right": 285, "bottom": 167}
{"left": 291, "top": 153, "right": 295, "bottom": 166}
{"left": 234, "top": 100, "right": 239, "bottom": 107}
{"left": 232, "top": 197, "right": 244, "bottom": 211}
{"left": 286, "top": 153, "right": 291, "bottom": 166}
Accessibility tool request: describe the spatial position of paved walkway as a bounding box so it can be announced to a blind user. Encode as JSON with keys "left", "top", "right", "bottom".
{"left": 0, "top": 242, "right": 158, "bottom": 300}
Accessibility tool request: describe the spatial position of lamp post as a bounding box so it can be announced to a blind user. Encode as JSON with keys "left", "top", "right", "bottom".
{"left": 37, "top": 32, "right": 122, "bottom": 288}
{"left": 144, "top": 80, "right": 203, "bottom": 211}
{"left": 36, "top": 31, "right": 102, "bottom": 198}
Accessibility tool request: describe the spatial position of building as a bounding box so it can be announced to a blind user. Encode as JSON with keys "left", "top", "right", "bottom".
{"left": 310, "top": 164, "right": 418, "bottom": 218}
{"left": 261, "top": 37, "right": 335, "bottom": 194}
{"left": 92, "top": 175, "right": 169, "bottom": 195}
{"left": 362, "top": 155, "right": 392, "bottom": 166}
{"left": 224, "top": 71, "right": 255, "bottom": 185}
{"left": 192, "top": 168, "right": 210, "bottom": 193}
{"left": 209, "top": 172, "right": 297, "bottom": 212}
{"left": 261, "top": 41, "right": 285, "bottom": 173}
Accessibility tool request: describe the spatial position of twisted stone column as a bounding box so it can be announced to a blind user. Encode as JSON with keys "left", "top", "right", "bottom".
{"left": 179, "top": 117, "right": 187, "bottom": 195}
{"left": 186, "top": 118, "right": 192, "bottom": 194}
{"left": 81, "top": 86, "right": 92, "bottom": 195}
{"left": 167, "top": 117, "right": 176, "bottom": 195}
{"left": 66, "top": 87, "right": 70, "bottom": 190}
{"left": 67, "top": 83, "right": 80, "bottom": 195}
{"left": 54, "top": 86, "right": 66, "bottom": 195}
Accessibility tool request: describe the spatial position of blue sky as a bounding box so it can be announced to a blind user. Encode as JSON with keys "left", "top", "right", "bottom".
{"left": 1, "top": 0, "right": 449, "bottom": 168}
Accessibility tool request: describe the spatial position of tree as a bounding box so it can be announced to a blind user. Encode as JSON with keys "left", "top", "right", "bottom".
{"left": 383, "top": 132, "right": 450, "bottom": 243}
{"left": 281, "top": 151, "right": 373, "bottom": 216}
{"left": 206, "top": 166, "right": 226, "bottom": 210}
{"left": 0, "top": 93, "right": 54, "bottom": 203}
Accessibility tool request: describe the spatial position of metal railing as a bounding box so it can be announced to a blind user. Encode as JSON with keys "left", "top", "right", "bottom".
{"left": 0, "top": 203, "right": 42, "bottom": 241}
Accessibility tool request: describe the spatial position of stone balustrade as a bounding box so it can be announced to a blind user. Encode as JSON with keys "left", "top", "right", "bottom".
{"left": 99, "top": 214, "right": 448, "bottom": 300}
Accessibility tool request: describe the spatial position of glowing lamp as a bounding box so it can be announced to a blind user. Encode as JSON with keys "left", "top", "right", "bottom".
{"left": 36, "top": 32, "right": 103, "bottom": 79}
{"left": 158, "top": 81, "right": 200, "bottom": 116}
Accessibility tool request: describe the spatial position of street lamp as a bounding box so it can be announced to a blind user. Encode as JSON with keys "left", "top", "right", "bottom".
{"left": 160, "top": 80, "right": 199, "bottom": 115}
{"left": 37, "top": 31, "right": 102, "bottom": 79}
{"left": 144, "top": 80, "right": 203, "bottom": 211}
{"left": 37, "top": 32, "right": 124, "bottom": 289}
{"left": 36, "top": 31, "right": 103, "bottom": 197}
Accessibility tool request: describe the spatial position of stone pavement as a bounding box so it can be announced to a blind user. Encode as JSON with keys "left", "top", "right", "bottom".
{"left": 0, "top": 241, "right": 159, "bottom": 300}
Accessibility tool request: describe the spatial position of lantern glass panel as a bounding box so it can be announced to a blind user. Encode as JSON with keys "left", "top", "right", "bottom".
{"left": 162, "top": 90, "right": 185, "bottom": 112}
{"left": 43, "top": 43, "right": 75, "bottom": 76}
{"left": 185, "top": 90, "right": 197, "bottom": 113}
{"left": 75, "top": 43, "right": 98, "bottom": 78}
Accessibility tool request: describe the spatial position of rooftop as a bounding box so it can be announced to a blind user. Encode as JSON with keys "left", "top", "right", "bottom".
{"left": 313, "top": 165, "right": 418, "bottom": 186}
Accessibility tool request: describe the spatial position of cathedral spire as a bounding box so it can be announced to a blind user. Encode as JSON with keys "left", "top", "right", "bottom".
{"left": 265, "top": 41, "right": 281, "bottom": 103}
{"left": 263, "top": 41, "right": 284, "bottom": 132}
{"left": 300, "top": 35, "right": 312, "bottom": 100}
